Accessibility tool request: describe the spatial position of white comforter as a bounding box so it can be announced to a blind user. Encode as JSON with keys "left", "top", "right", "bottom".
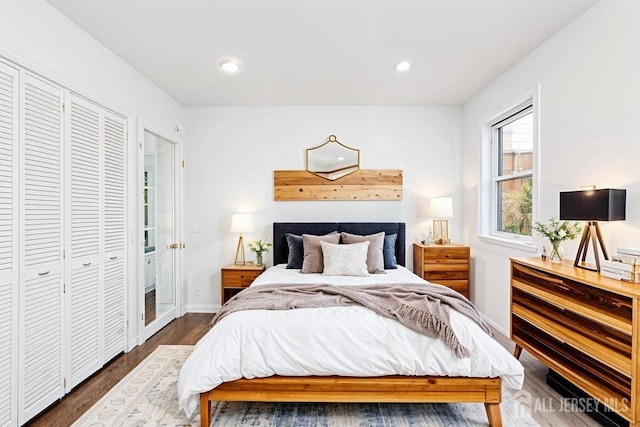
{"left": 178, "top": 265, "right": 524, "bottom": 416}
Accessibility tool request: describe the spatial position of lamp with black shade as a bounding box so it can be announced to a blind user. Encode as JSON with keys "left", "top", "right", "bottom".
{"left": 559, "top": 188, "right": 626, "bottom": 272}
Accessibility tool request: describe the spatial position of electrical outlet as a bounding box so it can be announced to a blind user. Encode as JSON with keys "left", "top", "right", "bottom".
{"left": 196, "top": 287, "right": 203, "bottom": 296}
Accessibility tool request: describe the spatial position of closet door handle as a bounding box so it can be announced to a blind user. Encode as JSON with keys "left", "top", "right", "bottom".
{"left": 38, "top": 270, "right": 50, "bottom": 276}
{"left": 110, "top": 256, "right": 118, "bottom": 260}
{"left": 83, "top": 262, "right": 92, "bottom": 267}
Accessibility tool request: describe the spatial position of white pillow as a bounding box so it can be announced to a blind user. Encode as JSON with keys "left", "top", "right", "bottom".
{"left": 320, "top": 241, "right": 370, "bottom": 276}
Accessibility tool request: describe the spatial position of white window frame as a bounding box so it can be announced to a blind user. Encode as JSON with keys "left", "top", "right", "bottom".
{"left": 478, "top": 87, "right": 539, "bottom": 251}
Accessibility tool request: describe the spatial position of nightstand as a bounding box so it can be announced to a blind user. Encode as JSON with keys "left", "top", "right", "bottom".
{"left": 221, "top": 264, "right": 265, "bottom": 305}
{"left": 413, "top": 243, "right": 470, "bottom": 299}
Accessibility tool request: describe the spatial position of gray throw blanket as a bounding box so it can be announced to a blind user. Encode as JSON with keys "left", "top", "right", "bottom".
{"left": 211, "top": 283, "right": 492, "bottom": 358}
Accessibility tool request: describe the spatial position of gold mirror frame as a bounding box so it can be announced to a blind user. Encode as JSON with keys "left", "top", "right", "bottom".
{"left": 306, "top": 135, "right": 360, "bottom": 181}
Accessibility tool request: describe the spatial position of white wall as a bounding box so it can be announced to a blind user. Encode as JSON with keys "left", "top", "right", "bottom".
{"left": 0, "top": 0, "right": 183, "bottom": 135}
{"left": 462, "top": 0, "right": 640, "bottom": 334}
{"left": 11, "top": 0, "right": 637, "bottom": 335}
{"left": 183, "top": 106, "right": 462, "bottom": 312}
{"left": 0, "top": 0, "right": 185, "bottom": 348}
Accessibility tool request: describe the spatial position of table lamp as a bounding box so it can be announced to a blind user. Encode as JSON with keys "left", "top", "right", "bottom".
{"left": 231, "top": 213, "right": 253, "bottom": 265}
{"left": 430, "top": 197, "right": 453, "bottom": 244}
{"left": 559, "top": 188, "right": 626, "bottom": 272}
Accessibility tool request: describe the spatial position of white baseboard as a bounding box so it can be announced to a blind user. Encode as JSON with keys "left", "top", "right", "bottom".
{"left": 127, "top": 336, "right": 139, "bottom": 352}
{"left": 480, "top": 313, "right": 509, "bottom": 337}
{"left": 184, "top": 304, "right": 220, "bottom": 314}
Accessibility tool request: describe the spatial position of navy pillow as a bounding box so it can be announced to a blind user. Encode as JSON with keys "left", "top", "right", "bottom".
{"left": 383, "top": 233, "right": 398, "bottom": 269}
{"left": 285, "top": 233, "right": 304, "bottom": 269}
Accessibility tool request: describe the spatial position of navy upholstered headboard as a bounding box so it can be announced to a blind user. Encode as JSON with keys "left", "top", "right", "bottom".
{"left": 272, "top": 222, "right": 406, "bottom": 267}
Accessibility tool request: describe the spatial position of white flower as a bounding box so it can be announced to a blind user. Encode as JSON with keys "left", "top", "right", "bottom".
{"left": 533, "top": 217, "right": 582, "bottom": 246}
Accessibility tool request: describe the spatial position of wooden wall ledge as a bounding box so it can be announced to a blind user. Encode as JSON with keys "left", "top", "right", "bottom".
{"left": 274, "top": 169, "right": 403, "bottom": 201}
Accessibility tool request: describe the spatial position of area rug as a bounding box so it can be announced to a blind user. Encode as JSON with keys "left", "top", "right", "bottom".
{"left": 73, "top": 345, "right": 540, "bottom": 426}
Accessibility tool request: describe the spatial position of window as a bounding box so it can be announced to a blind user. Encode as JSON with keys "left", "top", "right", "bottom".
{"left": 479, "top": 93, "right": 537, "bottom": 248}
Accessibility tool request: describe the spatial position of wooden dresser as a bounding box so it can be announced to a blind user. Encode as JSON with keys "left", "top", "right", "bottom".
{"left": 413, "top": 243, "right": 470, "bottom": 298}
{"left": 510, "top": 257, "right": 640, "bottom": 425}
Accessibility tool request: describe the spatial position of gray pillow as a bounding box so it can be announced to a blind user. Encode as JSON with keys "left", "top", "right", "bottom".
{"left": 340, "top": 231, "right": 385, "bottom": 274}
{"left": 285, "top": 233, "right": 304, "bottom": 269}
{"left": 301, "top": 233, "right": 340, "bottom": 273}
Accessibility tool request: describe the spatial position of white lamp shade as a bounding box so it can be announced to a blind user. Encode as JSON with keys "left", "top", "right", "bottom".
{"left": 430, "top": 197, "right": 453, "bottom": 218}
{"left": 230, "top": 213, "right": 253, "bottom": 233}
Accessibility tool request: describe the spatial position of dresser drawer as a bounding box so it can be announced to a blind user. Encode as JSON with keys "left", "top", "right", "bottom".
{"left": 423, "top": 247, "right": 469, "bottom": 263}
{"left": 424, "top": 271, "right": 469, "bottom": 283}
{"left": 434, "top": 280, "right": 469, "bottom": 296}
{"left": 423, "top": 263, "right": 468, "bottom": 280}
{"left": 222, "top": 269, "right": 262, "bottom": 286}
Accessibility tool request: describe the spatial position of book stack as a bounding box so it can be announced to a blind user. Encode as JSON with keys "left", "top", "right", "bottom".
{"left": 601, "top": 247, "right": 640, "bottom": 283}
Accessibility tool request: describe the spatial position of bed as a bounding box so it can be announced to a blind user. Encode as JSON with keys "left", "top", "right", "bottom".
{"left": 179, "top": 222, "right": 523, "bottom": 427}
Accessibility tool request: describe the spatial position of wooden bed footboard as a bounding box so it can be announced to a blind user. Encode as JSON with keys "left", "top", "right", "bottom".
{"left": 199, "top": 375, "right": 503, "bottom": 427}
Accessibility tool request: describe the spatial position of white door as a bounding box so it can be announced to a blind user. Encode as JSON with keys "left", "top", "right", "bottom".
{"left": 142, "top": 131, "right": 179, "bottom": 340}
{"left": 65, "top": 93, "right": 102, "bottom": 391}
{"left": 65, "top": 96, "right": 128, "bottom": 389}
{"left": 0, "top": 60, "right": 19, "bottom": 427}
{"left": 102, "top": 111, "right": 127, "bottom": 362}
{"left": 0, "top": 58, "right": 127, "bottom": 425}
{"left": 19, "top": 72, "right": 64, "bottom": 423}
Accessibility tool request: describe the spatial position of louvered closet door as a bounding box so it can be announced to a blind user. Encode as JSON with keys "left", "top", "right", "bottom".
{"left": 65, "top": 94, "right": 102, "bottom": 390}
{"left": 0, "top": 61, "right": 18, "bottom": 427}
{"left": 103, "top": 111, "right": 126, "bottom": 361}
{"left": 19, "top": 73, "right": 64, "bottom": 422}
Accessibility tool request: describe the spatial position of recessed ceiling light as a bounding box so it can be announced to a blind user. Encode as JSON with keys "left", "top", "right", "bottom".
{"left": 219, "top": 59, "right": 241, "bottom": 73}
{"left": 395, "top": 61, "right": 411, "bottom": 72}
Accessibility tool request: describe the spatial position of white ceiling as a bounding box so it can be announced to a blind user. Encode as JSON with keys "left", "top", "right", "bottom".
{"left": 46, "top": 0, "right": 600, "bottom": 107}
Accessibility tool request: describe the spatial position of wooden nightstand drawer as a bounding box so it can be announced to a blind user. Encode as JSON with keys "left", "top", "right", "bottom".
{"left": 222, "top": 269, "right": 262, "bottom": 286}
{"left": 413, "top": 243, "right": 470, "bottom": 298}
{"left": 434, "top": 280, "right": 469, "bottom": 295}
{"left": 423, "top": 265, "right": 468, "bottom": 281}
{"left": 423, "top": 247, "right": 469, "bottom": 264}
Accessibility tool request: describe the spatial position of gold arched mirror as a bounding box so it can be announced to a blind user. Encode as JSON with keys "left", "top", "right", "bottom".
{"left": 306, "top": 135, "right": 360, "bottom": 180}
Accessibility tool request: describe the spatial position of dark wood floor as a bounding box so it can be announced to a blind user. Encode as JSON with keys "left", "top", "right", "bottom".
{"left": 25, "top": 312, "right": 601, "bottom": 427}
{"left": 25, "top": 313, "right": 212, "bottom": 427}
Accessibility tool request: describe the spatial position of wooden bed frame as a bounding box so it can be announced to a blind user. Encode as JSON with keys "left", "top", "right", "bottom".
{"left": 200, "top": 376, "right": 503, "bottom": 426}
{"left": 199, "top": 222, "right": 504, "bottom": 427}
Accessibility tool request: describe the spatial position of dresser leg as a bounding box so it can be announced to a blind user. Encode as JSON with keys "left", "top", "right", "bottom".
{"left": 513, "top": 344, "right": 523, "bottom": 359}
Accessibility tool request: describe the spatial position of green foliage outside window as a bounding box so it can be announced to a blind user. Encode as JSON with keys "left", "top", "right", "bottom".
{"left": 501, "top": 179, "right": 532, "bottom": 236}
